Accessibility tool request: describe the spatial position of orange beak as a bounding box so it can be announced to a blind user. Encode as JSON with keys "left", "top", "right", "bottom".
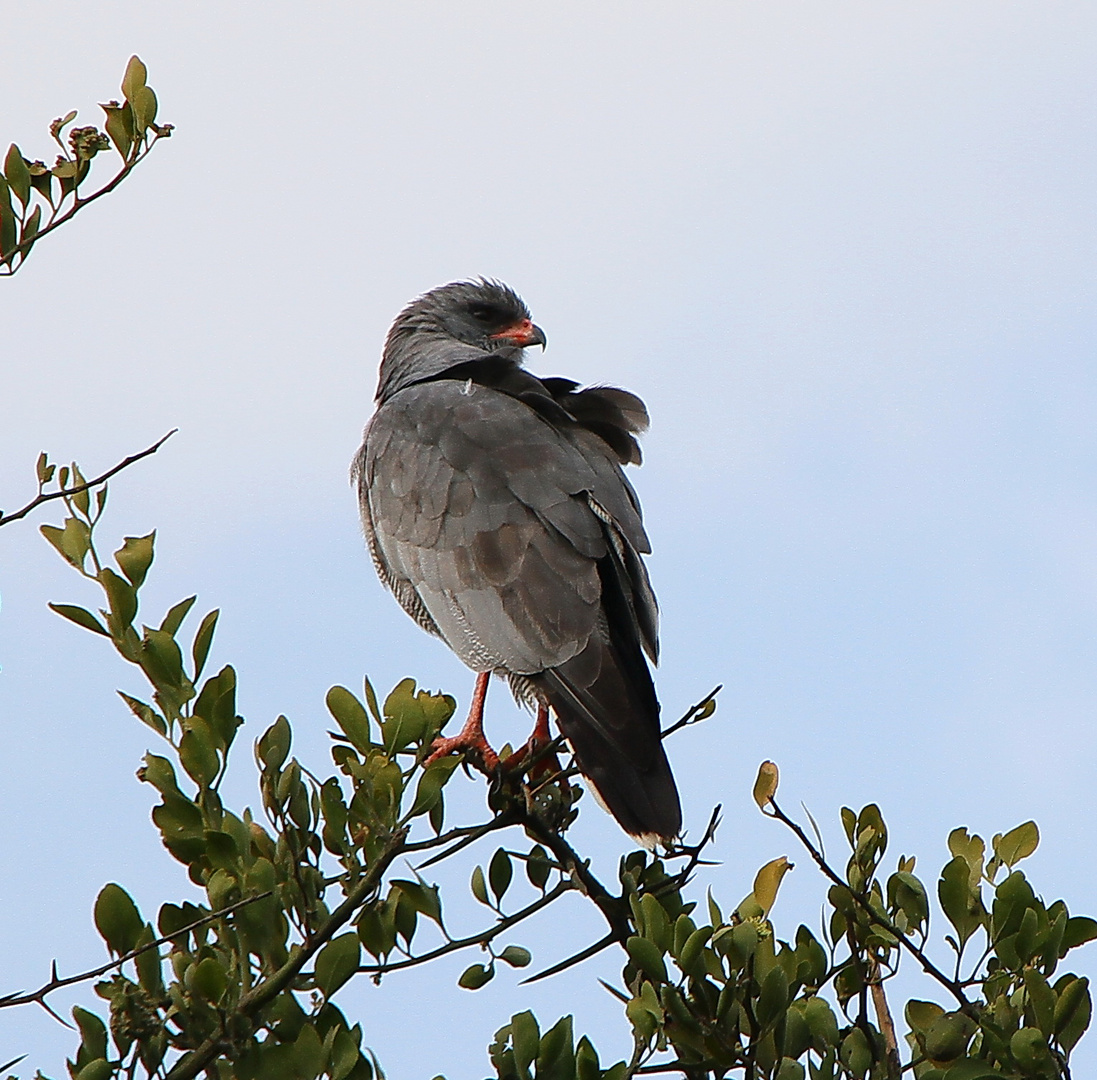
{"left": 490, "top": 318, "right": 547, "bottom": 349}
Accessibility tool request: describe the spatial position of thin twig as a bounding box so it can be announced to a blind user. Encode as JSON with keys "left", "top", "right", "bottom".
{"left": 661, "top": 685, "right": 721, "bottom": 740}
{"left": 359, "top": 879, "right": 572, "bottom": 975}
{"left": 521, "top": 931, "right": 618, "bottom": 984}
{"left": 0, "top": 430, "right": 177, "bottom": 528}
{"left": 0, "top": 889, "right": 271, "bottom": 1012}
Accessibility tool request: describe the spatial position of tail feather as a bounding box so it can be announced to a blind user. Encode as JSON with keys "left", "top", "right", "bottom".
{"left": 533, "top": 630, "right": 682, "bottom": 843}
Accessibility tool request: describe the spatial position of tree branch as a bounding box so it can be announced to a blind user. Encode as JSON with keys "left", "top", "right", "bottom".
{"left": 164, "top": 828, "right": 408, "bottom": 1080}
{"left": 0, "top": 889, "right": 270, "bottom": 1012}
{"left": 767, "top": 797, "right": 975, "bottom": 1016}
{"left": 1, "top": 135, "right": 170, "bottom": 277}
{"left": 0, "top": 430, "right": 176, "bottom": 528}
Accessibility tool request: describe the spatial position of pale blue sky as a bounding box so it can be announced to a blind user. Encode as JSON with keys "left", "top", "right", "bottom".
{"left": 1, "top": 3, "right": 1095, "bottom": 1076}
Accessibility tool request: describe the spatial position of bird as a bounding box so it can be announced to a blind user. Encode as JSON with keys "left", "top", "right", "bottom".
{"left": 353, "top": 279, "right": 681, "bottom": 846}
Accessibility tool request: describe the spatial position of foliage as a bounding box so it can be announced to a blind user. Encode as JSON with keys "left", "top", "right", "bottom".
{"left": 1, "top": 451, "right": 1093, "bottom": 1080}
{"left": 0, "top": 56, "right": 171, "bottom": 276}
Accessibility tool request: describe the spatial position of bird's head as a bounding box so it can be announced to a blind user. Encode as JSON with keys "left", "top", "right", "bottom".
{"left": 376, "top": 279, "right": 546, "bottom": 400}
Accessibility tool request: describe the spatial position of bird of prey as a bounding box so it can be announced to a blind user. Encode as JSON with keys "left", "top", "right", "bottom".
{"left": 353, "top": 280, "right": 681, "bottom": 845}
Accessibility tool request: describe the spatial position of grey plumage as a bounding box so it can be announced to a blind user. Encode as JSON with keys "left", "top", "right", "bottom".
{"left": 354, "top": 280, "right": 681, "bottom": 843}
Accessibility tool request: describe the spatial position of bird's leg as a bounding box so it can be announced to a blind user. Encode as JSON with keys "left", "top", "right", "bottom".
{"left": 501, "top": 703, "right": 553, "bottom": 773}
{"left": 425, "top": 671, "right": 500, "bottom": 771}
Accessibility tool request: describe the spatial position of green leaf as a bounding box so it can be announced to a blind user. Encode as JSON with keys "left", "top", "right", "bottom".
{"left": 1024, "top": 968, "right": 1056, "bottom": 1037}
{"left": 575, "top": 1036, "right": 601, "bottom": 1080}
{"left": 458, "top": 962, "right": 494, "bottom": 990}
{"left": 1009, "top": 1027, "right": 1051, "bottom": 1072}
{"left": 938, "top": 856, "right": 982, "bottom": 947}
{"left": 499, "top": 945, "right": 531, "bottom": 968}
{"left": 258, "top": 715, "right": 291, "bottom": 770}
{"left": 21, "top": 203, "right": 41, "bottom": 246}
{"left": 1055, "top": 976, "right": 1091, "bottom": 1050}
{"left": 99, "top": 567, "right": 138, "bottom": 628}
{"left": 327, "top": 685, "right": 374, "bottom": 753}
{"left": 940, "top": 1060, "right": 1001, "bottom": 1080}
{"left": 118, "top": 691, "right": 167, "bottom": 736}
{"left": 802, "top": 996, "right": 839, "bottom": 1052}
{"left": 995, "top": 821, "right": 1039, "bottom": 868}
{"left": 536, "top": 1015, "right": 574, "bottom": 1075}
{"left": 471, "top": 865, "right": 490, "bottom": 906}
{"left": 678, "top": 926, "right": 713, "bottom": 976}
{"left": 526, "top": 845, "right": 551, "bottom": 890}
{"left": 775, "top": 1059, "right": 805, "bottom": 1080}
{"left": 133, "top": 85, "right": 158, "bottom": 133}
{"left": 72, "top": 1005, "right": 108, "bottom": 1061}
{"left": 314, "top": 932, "right": 360, "bottom": 998}
{"left": 626, "top": 935, "right": 667, "bottom": 983}
{"left": 756, "top": 965, "right": 790, "bottom": 1031}
{"left": 511, "top": 1011, "right": 540, "bottom": 1075}
{"left": 191, "top": 609, "right": 219, "bottom": 679}
{"left": 159, "top": 595, "right": 197, "bottom": 636}
{"left": 74, "top": 1061, "right": 112, "bottom": 1080}
{"left": 406, "top": 755, "right": 460, "bottom": 819}
{"left": 294, "top": 1023, "right": 324, "bottom": 1080}
{"left": 94, "top": 883, "right": 143, "bottom": 955}
{"left": 4, "top": 144, "right": 31, "bottom": 207}
{"left": 122, "top": 55, "right": 148, "bottom": 104}
{"left": 489, "top": 848, "right": 513, "bottom": 903}
{"left": 905, "top": 999, "right": 944, "bottom": 1033}
{"left": 753, "top": 759, "right": 779, "bottom": 808}
{"left": 947, "top": 828, "right": 985, "bottom": 886}
{"left": 1063, "top": 916, "right": 1097, "bottom": 951}
{"left": 392, "top": 879, "right": 443, "bottom": 926}
{"left": 382, "top": 678, "right": 455, "bottom": 751}
{"left": 363, "top": 676, "right": 382, "bottom": 723}
{"left": 179, "top": 726, "right": 219, "bottom": 787}
{"left": 138, "top": 753, "right": 182, "bottom": 797}
{"left": 101, "top": 101, "right": 134, "bottom": 159}
{"left": 888, "top": 870, "right": 929, "bottom": 930}
{"left": 115, "top": 531, "right": 155, "bottom": 587}
{"left": 48, "top": 603, "right": 109, "bottom": 636}
{"left": 187, "top": 955, "right": 228, "bottom": 1002}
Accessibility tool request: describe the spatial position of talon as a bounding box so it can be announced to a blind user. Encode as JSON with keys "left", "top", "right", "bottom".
{"left": 424, "top": 671, "right": 499, "bottom": 772}
{"left": 500, "top": 703, "right": 555, "bottom": 776}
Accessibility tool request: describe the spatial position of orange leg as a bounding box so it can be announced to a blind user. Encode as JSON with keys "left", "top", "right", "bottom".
{"left": 501, "top": 702, "right": 553, "bottom": 771}
{"left": 426, "top": 671, "right": 499, "bottom": 770}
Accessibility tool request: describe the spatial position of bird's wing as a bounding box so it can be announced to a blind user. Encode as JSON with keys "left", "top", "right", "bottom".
{"left": 360, "top": 378, "right": 618, "bottom": 675}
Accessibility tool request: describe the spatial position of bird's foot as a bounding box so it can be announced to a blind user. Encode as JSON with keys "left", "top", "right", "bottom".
{"left": 425, "top": 730, "right": 500, "bottom": 773}
{"left": 500, "top": 705, "right": 554, "bottom": 776}
{"left": 425, "top": 671, "right": 498, "bottom": 773}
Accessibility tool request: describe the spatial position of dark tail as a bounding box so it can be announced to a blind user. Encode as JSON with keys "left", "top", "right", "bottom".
{"left": 532, "top": 599, "right": 681, "bottom": 844}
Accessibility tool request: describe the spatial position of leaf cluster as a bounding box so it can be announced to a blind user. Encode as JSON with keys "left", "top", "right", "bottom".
{"left": 0, "top": 56, "right": 171, "bottom": 276}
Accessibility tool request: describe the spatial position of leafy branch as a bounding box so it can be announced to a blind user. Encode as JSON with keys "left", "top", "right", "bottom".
{"left": 0, "top": 56, "right": 172, "bottom": 276}
{"left": 0, "top": 430, "right": 175, "bottom": 529}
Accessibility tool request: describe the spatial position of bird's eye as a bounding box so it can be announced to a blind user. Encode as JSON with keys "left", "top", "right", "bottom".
{"left": 468, "top": 303, "right": 500, "bottom": 323}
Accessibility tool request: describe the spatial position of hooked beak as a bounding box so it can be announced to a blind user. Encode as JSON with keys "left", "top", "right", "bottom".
{"left": 490, "top": 318, "right": 547, "bottom": 350}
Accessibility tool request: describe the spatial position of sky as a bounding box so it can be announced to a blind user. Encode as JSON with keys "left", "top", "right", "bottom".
{"left": 1, "top": 2, "right": 1095, "bottom": 1076}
